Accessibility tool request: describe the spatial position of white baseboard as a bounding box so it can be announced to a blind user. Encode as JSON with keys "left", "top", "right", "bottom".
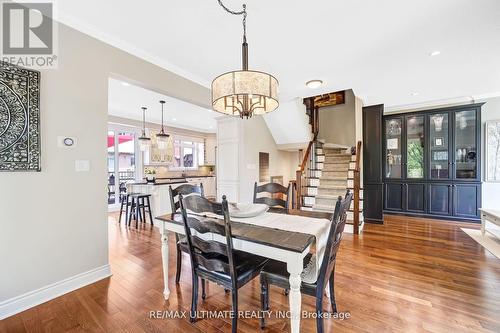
{"left": 0, "top": 264, "right": 111, "bottom": 320}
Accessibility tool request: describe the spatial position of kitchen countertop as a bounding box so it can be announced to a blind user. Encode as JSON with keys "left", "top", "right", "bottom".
{"left": 129, "top": 179, "right": 188, "bottom": 186}
{"left": 160, "top": 175, "right": 215, "bottom": 179}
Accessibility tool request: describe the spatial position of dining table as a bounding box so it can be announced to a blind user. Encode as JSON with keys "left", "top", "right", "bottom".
{"left": 155, "top": 208, "right": 332, "bottom": 333}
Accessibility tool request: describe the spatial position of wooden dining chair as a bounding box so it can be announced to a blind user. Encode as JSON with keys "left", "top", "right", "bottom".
{"left": 259, "top": 191, "right": 353, "bottom": 333}
{"left": 178, "top": 194, "right": 269, "bottom": 333}
{"left": 169, "top": 184, "right": 204, "bottom": 284}
{"left": 253, "top": 182, "right": 290, "bottom": 212}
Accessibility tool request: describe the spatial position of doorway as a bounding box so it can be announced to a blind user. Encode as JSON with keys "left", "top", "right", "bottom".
{"left": 107, "top": 125, "right": 142, "bottom": 210}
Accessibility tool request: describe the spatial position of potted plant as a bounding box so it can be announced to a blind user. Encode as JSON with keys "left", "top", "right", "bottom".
{"left": 144, "top": 168, "right": 156, "bottom": 183}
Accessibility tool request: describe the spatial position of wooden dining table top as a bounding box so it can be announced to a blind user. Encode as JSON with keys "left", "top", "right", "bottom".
{"left": 156, "top": 208, "right": 332, "bottom": 254}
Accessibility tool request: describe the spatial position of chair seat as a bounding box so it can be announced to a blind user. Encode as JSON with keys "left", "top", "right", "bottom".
{"left": 179, "top": 240, "right": 268, "bottom": 288}
{"left": 260, "top": 253, "right": 317, "bottom": 296}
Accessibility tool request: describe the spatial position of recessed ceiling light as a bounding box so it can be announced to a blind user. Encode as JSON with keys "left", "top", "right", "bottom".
{"left": 121, "top": 82, "right": 130, "bottom": 86}
{"left": 172, "top": 118, "right": 177, "bottom": 121}
{"left": 429, "top": 51, "right": 441, "bottom": 57}
{"left": 306, "top": 80, "right": 323, "bottom": 89}
{"left": 411, "top": 92, "right": 419, "bottom": 96}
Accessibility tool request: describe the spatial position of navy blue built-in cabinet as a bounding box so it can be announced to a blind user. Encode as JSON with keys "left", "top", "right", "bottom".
{"left": 383, "top": 103, "right": 483, "bottom": 222}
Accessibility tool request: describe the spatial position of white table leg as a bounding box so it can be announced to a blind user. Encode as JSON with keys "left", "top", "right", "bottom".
{"left": 161, "top": 225, "right": 170, "bottom": 300}
{"left": 287, "top": 259, "right": 302, "bottom": 333}
{"left": 481, "top": 215, "right": 486, "bottom": 237}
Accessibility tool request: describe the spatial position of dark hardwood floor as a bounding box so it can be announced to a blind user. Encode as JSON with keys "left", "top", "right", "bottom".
{"left": 2, "top": 214, "right": 500, "bottom": 333}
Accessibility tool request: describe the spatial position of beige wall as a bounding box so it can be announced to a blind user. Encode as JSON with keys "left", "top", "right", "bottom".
{"left": 0, "top": 22, "right": 210, "bottom": 311}
{"left": 318, "top": 89, "right": 356, "bottom": 147}
{"left": 239, "top": 117, "right": 299, "bottom": 203}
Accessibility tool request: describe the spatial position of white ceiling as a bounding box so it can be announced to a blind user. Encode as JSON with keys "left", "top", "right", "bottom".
{"left": 60, "top": 0, "right": 500, "bottom": 108}
{"left": 108, "top": 78, "right": 217, "bottom": 133}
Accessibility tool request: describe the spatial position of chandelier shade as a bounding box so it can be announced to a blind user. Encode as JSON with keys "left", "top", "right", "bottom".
{"left": 211, "top": 1, "right": 279, "bottom": 119}
{"left": 212, "top": 70, "right": 279, "bottom": 118}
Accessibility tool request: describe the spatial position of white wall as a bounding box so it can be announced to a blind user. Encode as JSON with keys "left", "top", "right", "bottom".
{"left": 263, "top": 98, "right": 311, "bottom": 145}
{"left": 319, "top": 90, "right": 356, "bottom": 147}
{"left": 0, "top": 23, "right": 209, "bottom": 318}
{"left": 479, "top": 96, "right": 500, "bottom": 208}
{"left": 216, "top": 116, "right": 298, "bottom": 204}
{"left": 239, "top": 117, "right": 299, "bottom": 203}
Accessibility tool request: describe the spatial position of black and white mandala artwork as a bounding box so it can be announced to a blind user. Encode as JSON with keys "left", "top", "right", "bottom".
{"left": 0, "top": 61, "right": 41, "bottom": 171}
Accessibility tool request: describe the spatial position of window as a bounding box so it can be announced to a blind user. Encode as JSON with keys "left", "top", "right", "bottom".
{"left": 171, "top": 140, "right": 204, "bottom": 169}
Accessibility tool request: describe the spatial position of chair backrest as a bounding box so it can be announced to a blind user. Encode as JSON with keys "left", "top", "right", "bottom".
{"left": 169, "top": 183, "right": 204, "bottom": 213}
{"left": 178, "top": 194, "right": 237, "bottom": 285}
{"left": 316, "top": 190, "right": 353, "bottom": 291}
{"left": 253, "top": 182, "right": 290, "bottom": 210}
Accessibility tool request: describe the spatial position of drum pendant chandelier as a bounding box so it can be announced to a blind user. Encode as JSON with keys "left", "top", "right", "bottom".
{"left": 211, "top": 0, "right": 279, "bottom": 119}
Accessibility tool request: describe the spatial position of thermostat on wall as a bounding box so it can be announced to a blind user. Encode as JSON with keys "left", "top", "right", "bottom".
{"left": 58, "top": 136, "right": 77, "bottom": 148}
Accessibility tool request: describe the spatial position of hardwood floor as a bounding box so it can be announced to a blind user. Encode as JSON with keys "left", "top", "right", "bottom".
{"left": 2, "top": 214, "right": 500, "bottom": 333}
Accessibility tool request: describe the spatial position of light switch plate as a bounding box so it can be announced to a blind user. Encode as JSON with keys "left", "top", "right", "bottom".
{"left": 246, "top": 164, "right": 256, "bottom": 170}
{"left": 75, "top": 160, "right": 90, "bottom": 172}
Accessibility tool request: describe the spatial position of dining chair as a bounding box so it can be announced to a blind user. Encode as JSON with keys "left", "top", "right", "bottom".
{"left": 169, "top": 183, "right": 204, "bottom": 284}
{"left": 253, "top": 182, "right": 290, "bottom": 212}
{"left": 178, "top": 194, "right": 269, "bottom": 333}
{"left": 259, "top": 191, "right": 353, "bottom": 333}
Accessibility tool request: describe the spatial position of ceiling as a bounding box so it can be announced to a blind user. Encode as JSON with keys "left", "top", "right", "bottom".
{"left": 108, "top": 78, "right": 217, "bottom": 133}
{"left": 60, "top": 0, "right": 500, "bottom": 108}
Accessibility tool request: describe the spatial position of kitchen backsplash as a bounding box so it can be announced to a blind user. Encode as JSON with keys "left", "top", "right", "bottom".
{"left": 144, "top": 165, "right": 215, "bottom": 178}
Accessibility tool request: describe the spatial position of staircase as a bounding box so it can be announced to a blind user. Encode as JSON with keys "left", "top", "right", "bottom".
{"left": 292, "top": 92, "right": 363, "bottom": 234}
{"left": 300, "top": 141, "right": 364, "bottom": 233}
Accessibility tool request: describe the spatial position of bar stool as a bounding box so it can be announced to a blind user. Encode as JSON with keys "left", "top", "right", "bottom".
{"left": 127, "top": 194, "right": 153, "bottom": 228}
{"left": 118, "top": 192, "right": 137, "bottom": 224}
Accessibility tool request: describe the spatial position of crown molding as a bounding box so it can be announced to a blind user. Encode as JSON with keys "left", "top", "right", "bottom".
{"left": 57, "top": 11, "right": 211, "bottom": 88}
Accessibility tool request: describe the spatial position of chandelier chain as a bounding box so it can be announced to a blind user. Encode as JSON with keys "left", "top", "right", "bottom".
{"left": 217, "top": 0, "right": 247, "bottom": 41}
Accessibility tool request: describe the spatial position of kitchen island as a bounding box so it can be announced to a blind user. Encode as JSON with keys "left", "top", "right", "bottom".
{"left": 127, "top": 176, "right": 216, "bottom": 223}
{"left": 127, "top": 180, "right": 188, "bottom": 224}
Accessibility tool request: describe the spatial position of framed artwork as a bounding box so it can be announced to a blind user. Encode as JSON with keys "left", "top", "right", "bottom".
{"left": 387, "top": 138, "right": 398, "bottom": 150}
{"left": 0, "top": 61, "right": 41, "bottom": 171}
{"left": 486, "top": 120, "right": 500, "bottom": 182}
{"left": 434, "top": 137, "right": 443, "bottom": 147}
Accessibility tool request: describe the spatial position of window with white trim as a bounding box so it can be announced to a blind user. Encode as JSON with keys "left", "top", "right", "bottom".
{"left": 171, "top": 140, "right": 204, "bottom": 170}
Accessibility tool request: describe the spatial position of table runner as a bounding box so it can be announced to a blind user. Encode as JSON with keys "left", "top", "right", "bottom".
{"left": 189, "top": 210, "right": 331, "bottom": 283}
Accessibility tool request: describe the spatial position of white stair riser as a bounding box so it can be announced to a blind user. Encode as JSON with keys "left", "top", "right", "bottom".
{"left": 308, "top": 178, "right": 320, "bottom": 187}
{"left": 303, "top": 196, "right": 315, "bottom": 206}
{"left": 306, "top": 187, "right": 318, "bottom": 196}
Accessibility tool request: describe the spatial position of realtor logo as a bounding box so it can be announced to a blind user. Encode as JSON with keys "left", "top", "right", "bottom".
{"left": 1, "top": 0, "right": 58, "bottom": 68}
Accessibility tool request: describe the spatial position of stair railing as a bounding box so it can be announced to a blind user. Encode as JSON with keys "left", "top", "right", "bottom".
{"left": 353, "top": 140, "right": 362, "bottom": 234}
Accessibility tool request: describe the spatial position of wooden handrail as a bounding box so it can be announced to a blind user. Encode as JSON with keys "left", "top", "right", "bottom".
{"left": 295, "top": 133, "right": 318, "bottom": 209}
{"left": 353, "top": 140, "right": 362, "bottom": 234}
{"left": 299, "top": 139, "right": 315, "bottom": 172}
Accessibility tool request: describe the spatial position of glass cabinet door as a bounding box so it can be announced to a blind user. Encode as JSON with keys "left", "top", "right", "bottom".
{"left": 429, "top": 113, "right": 450, "bottom": 179}
{"left": 406, "top": 115, "right": 424, "bottom": 179}
{"left": 454, "top": 110, "right": 477, "bottom": 179}
{"left": 385, "top": 118, "right": 403, "bottom": 178}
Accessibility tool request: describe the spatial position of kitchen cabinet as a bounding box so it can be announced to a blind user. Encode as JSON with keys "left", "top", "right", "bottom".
{"left": 186, "top": 177, "right": 216, "bottom": 199}
{"left": 382, "top": 103, "right": 483, "bottom": 222}
{"left": 205, "top": 137, "right": 216, "bottom": 165}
